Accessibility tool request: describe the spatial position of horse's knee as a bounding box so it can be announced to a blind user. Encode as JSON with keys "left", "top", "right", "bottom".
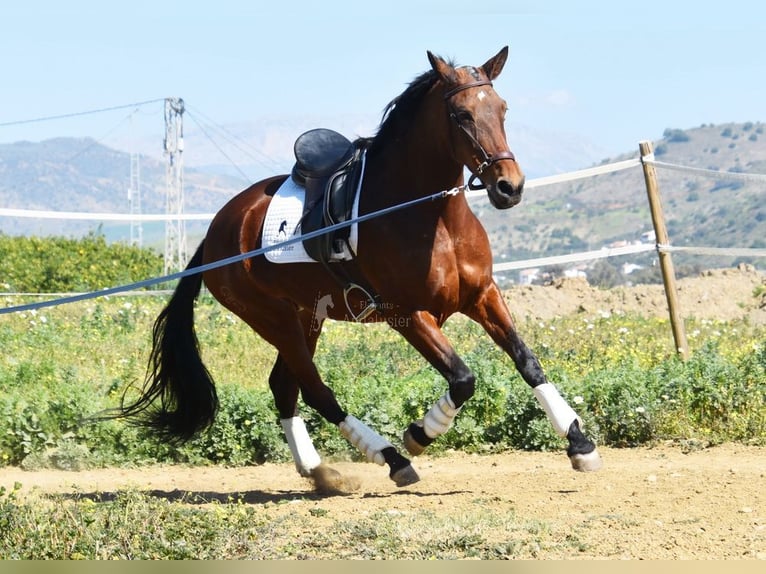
{"left": 448, "top": 370, "right": 476, "bottom": 407}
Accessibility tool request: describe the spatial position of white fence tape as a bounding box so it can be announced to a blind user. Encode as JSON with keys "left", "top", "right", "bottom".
{"left": 659, "top": 245, "right": 766, "bottom": 258}
{"left": 1, "top": 155, "right": 763, "bottom": 289}
{"left": 465, "top": 157, "right": 640, "bottom": 199}
{"left": 648, "top": 159, "right": 766, "bottom": 182}
{"left": 493, "top": 243, "right": 656, "bottom": 272}
{"left": 0, "top": 207, "right": 214, "bottom": 221}
{"left": 1, "top": 157, "right": 643, "bottom": 221}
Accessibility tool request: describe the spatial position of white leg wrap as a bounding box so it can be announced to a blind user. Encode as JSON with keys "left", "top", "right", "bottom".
{"left": 532, "top": 383, "right": 581, "bottom": 437}
{"left": 339, "top": 415, "right": 392, "bottom": 466}
{"left": 423, "top": 392, "right": 461, "bottom": 439}
{"left": 281, "top": 417, "right": 321, "bottom": 476}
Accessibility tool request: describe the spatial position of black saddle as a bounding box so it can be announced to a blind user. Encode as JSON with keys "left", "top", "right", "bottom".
{"left": 290, "top": 128, "right": 364, "bottom": 263}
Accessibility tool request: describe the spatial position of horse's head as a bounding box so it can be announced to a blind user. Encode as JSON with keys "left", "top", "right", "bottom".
{"left": 428, "top": 46, "right": 525, "bottom": 210}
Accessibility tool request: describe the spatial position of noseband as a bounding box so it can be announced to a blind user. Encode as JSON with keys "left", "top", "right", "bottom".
{"left": 444, "top": 79, "right": 516, "bottom": 190}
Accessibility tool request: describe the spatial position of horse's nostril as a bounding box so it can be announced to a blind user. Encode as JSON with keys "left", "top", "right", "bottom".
{"left": 498, "top": 178, "right": 523, "bottom": 197}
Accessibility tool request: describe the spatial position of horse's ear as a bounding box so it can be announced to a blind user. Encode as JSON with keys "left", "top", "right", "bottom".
{"left": 481, "top": 46, "right": 509, "bottom": 80}
{"left": 427, "top": 50, "right": 457, "bottom": 84}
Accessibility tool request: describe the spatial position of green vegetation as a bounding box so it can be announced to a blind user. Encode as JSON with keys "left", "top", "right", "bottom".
{"left": 0, "top": 482, "right": 578, "bottom": 559}
{"left": 1, "top": 238, "right": 765, "bottom": 559}
{"left": 0, "top": 235, "right": 763, "bottom": 470}
{"left": 1, "top": 294, "right": 764, "bottom": 471}
{"left": 1, "top": 294, "right": 764, "bottom": 559}
{"left": 0, "top": 232, "right": 163, "bottom": 292}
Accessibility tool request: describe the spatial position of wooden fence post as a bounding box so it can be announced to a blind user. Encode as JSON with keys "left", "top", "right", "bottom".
{"left": 639, "top": 140, "right": 689, "bottom": 360}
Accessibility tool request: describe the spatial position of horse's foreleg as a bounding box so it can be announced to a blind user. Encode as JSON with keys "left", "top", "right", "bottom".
{"left": 466, "top": 284, "right": 602, "bottom": 472}
{"left": 394, "top": 311, "right": 475, "bottom": 456}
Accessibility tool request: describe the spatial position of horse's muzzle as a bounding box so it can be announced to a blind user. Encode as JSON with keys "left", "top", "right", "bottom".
{"left": 487, "top": 177, "right": 525, "bottom": 210}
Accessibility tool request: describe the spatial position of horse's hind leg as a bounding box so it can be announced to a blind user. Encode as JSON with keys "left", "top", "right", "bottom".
{"left": 269, "top": 354, "right": 321, "bottom": 477}
{"left": 466, "top": 283, "right": 602, "bottom": 472}
{"left": 270, "top": 353, "right": 360, "bottom": 493}
{"left": 261, "top": 305, "right": 419, "bottom": 487}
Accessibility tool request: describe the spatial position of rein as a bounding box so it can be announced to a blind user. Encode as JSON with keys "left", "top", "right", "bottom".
{"left": 444, "top": 79, "right": 516, "bottom": 190}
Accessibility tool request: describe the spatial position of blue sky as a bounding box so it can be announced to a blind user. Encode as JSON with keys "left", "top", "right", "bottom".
{"left": 2, "top": 0, "right": 765, "bottom": 167}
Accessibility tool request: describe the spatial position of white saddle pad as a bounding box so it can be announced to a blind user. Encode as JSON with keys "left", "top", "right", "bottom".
{"left": 262, "top": 163, "right": 362, "bottom": 264}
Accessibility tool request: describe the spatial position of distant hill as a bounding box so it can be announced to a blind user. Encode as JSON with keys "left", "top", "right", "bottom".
{"left": 0, "top": 137, "right": 244, "bottom": 247}
{"left": 1, "top": 123, "right": 764, "bottom": 278}
{"left": 476, "top": 121, "right": 766, "bottom": 278}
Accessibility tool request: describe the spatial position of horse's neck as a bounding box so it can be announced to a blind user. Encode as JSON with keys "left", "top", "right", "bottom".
{"left": 364, "top": 137, "right": 464, "bottom": 207}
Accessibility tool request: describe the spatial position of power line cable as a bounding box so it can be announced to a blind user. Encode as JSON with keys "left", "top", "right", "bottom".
{"left": 185, "top": 104, "right": 282, "bottom": 165}
{"left": 185, "top": 110, "right": 252, "bottom": 182}
{"left": 65, "top": 107, "right": 143, "bottom": 163}
{"left": 185, "top": 104, "right": 288, "bottom": 174}
{"left": 0, "top": 98, "right": 166, "bottom": 128}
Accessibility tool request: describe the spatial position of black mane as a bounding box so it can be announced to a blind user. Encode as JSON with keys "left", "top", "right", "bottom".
{"left": 359, "top": 68, "right": 440, "bottom": 157}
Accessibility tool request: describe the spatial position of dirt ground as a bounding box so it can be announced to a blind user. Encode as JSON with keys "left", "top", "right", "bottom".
{"left": 504, "top": 263, "right": 766, "bottom": 324}
{"left": 2, "top": 445, "right": 764, "bottom": 559}
{"left": 1, "top": 266, "right": 765, "bottom": 559}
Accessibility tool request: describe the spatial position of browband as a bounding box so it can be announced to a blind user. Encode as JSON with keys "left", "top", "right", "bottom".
{"left": 443, "top": 79, "right": 493, "bottom": 100}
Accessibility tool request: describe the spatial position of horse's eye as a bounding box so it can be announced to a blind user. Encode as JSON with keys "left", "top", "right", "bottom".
{"left": 455, "top": 110, "right": 474, "bottom": 124}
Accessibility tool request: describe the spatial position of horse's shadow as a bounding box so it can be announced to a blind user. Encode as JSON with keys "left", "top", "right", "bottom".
{"left": 52, "top": 487, "right": 468, "bottom": 505}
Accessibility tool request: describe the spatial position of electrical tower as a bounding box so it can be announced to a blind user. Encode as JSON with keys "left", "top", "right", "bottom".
{"left": 128, "top": 152, "right": 142, "bottom": 247}
{"left": 163, "top": 97, "right": 187, "bottom": 273}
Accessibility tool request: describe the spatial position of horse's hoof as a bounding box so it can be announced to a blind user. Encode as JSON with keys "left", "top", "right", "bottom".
{"left": 569, "top": 448, "right": 603, "bottom": 472}
{"left": 403, "top": 421, "right": 432, "bottom": 456}
{"left": 391, "top": 464, "right": 420, "bottom": 487}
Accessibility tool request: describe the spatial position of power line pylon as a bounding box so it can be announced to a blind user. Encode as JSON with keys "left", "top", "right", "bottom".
{"left": 163, "top": 97, "right": 187, "bottom": 274}
{"left": 128, "top": 152, "right": 142, "bottom": 247}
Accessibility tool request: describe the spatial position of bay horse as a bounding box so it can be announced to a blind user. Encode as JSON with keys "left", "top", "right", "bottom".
{"left": 120, "top": 46, "right": 602, "bottom": 490}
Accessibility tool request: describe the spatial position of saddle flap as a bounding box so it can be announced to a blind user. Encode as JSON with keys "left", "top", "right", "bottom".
{"left": 293, "top": 128, "right": 354, "bottom": 179}
{"left": 302, "top": 148, "right": 366, "bottom": 264}
{"left": 325, "top": 149, "right": 364, "bottom": 224}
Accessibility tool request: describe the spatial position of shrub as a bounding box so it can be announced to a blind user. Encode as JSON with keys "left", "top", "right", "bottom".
{"left": 0, "top": 232, "right": 163, "bottom": 292}
{"left": 0, "top": 299, "right": 764, "bottom": 468}
{"left": 663, "top": 128, "right": 690, "bottom": 143}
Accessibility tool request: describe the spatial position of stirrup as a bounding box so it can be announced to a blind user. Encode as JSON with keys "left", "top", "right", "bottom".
{"left": 343, "top": 283, "right": 378, "bottom": 322}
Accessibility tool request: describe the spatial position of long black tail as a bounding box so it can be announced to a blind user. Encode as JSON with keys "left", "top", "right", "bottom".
{"left": 120, "top": 241, "right": 217, "bottom": 443}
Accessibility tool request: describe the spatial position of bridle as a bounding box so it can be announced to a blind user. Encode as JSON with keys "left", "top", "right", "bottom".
{"left": 444, "top": 79, "right": 516, "bottom": 190}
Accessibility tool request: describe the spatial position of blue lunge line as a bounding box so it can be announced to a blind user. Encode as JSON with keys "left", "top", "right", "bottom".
{"left": 0, "top": 186, "right": 465, "bottom": 315}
